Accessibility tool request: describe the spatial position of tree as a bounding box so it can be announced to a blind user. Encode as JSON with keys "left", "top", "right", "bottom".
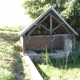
{"left": 23, "top": 0, "right": 67, "bottom": 18}
{"left": 61, "top": 0, "right": 80, "bottom": 38}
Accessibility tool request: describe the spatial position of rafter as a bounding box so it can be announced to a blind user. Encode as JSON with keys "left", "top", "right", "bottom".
{"left": 40, "top": 24, "right": 50, "bottom": 32}
{"left": 26, "top": 37, "right": 31, "bottom": 44}
{"left": 52, "top": 15, "right": 71, "bottom": 34}
{"left": 52, "top": 23, "right": 64, "bottom": 32}
{"left": 62, "top": 25, "right": 71, "bottom": 34}
{"left": 27, "top": 13, "right": 51, "bottom": 37}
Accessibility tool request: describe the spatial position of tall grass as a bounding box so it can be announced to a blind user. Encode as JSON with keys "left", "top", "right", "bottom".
{"left": 42, "top": 47, "right": 53, "bottom": 66}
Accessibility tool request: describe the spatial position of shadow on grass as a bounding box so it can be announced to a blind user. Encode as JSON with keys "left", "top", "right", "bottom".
{"left": 11, "top": 51, "right": 24, "bottom": 80}
{"left": 35, "top": 63, "right": 49, "bottom": 80}
{"left": 0, "top": 32, "right": 25, "bottom": 80}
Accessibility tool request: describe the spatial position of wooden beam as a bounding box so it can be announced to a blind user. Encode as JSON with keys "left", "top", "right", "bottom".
{"left": 52, "top": 15, "right": 61, "bottom": 23}
{"left": 50, "top": 13, "right": 53, "bottom": 53}
{"left": 44, "top": 19, "right": 57, "bottom": 34}
{"left": 72, "top": 34, "right": 75, "bottom": 51}
{"left": 27, "top": 13, "right": 51, "bottom": 36}
{"left": 40, "top": 24, "right": 50, "bottom": 31}
{"left": 52, "top": 37, "right": 55, "bottom": 41}
{"left": 21, "top": 36, "right": 26, "bottom": 54}
{"left": 52, "top": 23, "right": 64, "bottom": 32}
{"left": 62, "top": 25, "right": 71, "bottom": 34}
{"left": 26, "top": 37, "right": 31, "bottom": 44}
{"left": 52, "top": 15, "right": 71, "bottom": 34}
{"left": 26, "top": 34, "right": 70, "bottom": 38}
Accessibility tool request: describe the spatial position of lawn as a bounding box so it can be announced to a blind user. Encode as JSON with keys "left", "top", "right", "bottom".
{"left": 36, "top": 43, "right": 80, "bottom": 80}
{"left": 0, "top": 26, "right": 31, "bottom": 80}
{"left": 37, "top": 63, "right": 80, "bottom": 80}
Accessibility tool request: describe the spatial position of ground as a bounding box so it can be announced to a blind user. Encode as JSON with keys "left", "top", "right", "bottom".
{"left": 0, "top": 30, "right": 31, "bottom": 80}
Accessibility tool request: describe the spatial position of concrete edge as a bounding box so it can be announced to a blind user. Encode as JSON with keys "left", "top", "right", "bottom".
{"left": 24, "top": 55, "right": 43, "bottom": 80}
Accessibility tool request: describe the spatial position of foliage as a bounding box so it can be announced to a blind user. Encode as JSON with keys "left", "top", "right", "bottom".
{"left": 37, "top": 64, "right": 80, "bottom": 80}
{"left": 0, "top": 26, "right": 24, "bottom": 32}
{"left": 42, "top": 47, "right": 53, "bottom": 66}
{"left": 23, "top": 0, "right": 67, "bottom": 18}
{"left": 0, "top": 31, "right": 30, "bottom": 80}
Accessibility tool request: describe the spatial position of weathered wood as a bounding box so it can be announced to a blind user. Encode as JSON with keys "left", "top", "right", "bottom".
{"left": 26, "top": 37, "right": 31, "bottom": 44}
{"left": 52, "top": 15, "right": 71, "bottom": 34}
{"left": 52, "top": 37, "right": 56, "bottom": 41}
{"left": 52, "top": 23, "right": 64, "bottom": 32}
{"left": 50, "top": 14, "right": 53, "bottom": 53}
{"left": 72, "top": 34, "right": 75, "bottom": 51}
{"left": 27, "top": 13, "right": 51, "bottom": 36}
{"left": 52, "top": 15, "right": 61, "bottom": 23}
{"left": 20, "top": 36, "right": 26, "bottom": 54}
{"left": 62, "top": 25, "right": 71, "bottom": 34}
{"left": 40, "top": 24, "right": 50, "bottom": 31}
{"left": 26, "top": 34, "right": 70, "bottom": 38}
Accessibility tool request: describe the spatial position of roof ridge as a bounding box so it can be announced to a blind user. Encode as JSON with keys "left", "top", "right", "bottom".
{"left": 19, "top": 7, "right": 78, "bottom": 36}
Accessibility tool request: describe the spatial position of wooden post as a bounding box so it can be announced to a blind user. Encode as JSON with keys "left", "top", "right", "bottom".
{"left": 20, "top": 35, "right": 26, "bottom": 55}
{"left": 72, "top": 34, "right": 75, "bottom": 51}
{"left": 50, "top": 13, "right": 53, "bottom": 53}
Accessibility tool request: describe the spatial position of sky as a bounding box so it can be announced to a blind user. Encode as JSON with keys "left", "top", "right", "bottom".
{"left": 0, "top": 0, "right": 33, "bottom": 27}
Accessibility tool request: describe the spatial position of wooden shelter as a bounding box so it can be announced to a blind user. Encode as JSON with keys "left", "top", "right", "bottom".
{"left": 19, "top": 7, "right": 78, "bottom": 58}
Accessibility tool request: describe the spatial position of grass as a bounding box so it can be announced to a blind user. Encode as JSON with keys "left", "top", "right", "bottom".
{"left": 0, "top": 28, "right": 31, "bottom": 80}
{"left": 0, "top": 26, "right": 24, "bottom": 32}
{"left": 36, "top": 43, "right": 80, "bottom": 80}
{"left": 37, "top": 64, "right": 80, "bottom": 80}
{"left": 1, "top": 26, "right": 80, "bottom": 80}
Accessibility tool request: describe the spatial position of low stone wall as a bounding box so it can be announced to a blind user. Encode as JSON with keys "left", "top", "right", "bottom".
{"left": 25, "top": 50, "right": 72, "bottom": 63}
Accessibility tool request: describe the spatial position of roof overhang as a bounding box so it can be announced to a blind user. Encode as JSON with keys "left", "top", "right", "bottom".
{"left": 19, "top": 7, "right": 78, "bottom": 36}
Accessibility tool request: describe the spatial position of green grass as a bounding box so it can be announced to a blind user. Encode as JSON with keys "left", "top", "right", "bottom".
{"left": 37, "top": 58, "right": 80, "bottom": 80}
{"left": 0, "top": 26, "right": 24, "bottom": 32}
{"left": 37, "top": 64, "right": 80, "bottom": 80}
{"left": 0, "top": 30, "right": 30, "bottom": 80}
{"left": 36, "top": 43, "right": 80, "bottom": 80}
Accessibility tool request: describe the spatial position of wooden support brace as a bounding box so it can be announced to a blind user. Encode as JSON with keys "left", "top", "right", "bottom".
{"left": 26, "top": 37, "right": 31, "bottom": 44}
{"left": 40, "top": 24, "right": 50, "bottom": 31}
{"left": 52, "top": 15, "right": 71, "bottom": 34}
{"left": 28, "top": 34, "right": 70, "bottom": 38}
{"left": 27, "top": 13, "right": 51, "bottom": 36}
{"left": 52, "top": 23, "right": 64, "bottom": 32}
{"left": 62, "top": 25, "right": 71, "bottom": 34}
{"left": 52, "top": 37, "right": 56, "bottom": 41}
{"left": 50, "top": 13, "right": 53, "bottom": 53}
{"left": 52, "top": 15, "right": 61, "bottom": 23}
